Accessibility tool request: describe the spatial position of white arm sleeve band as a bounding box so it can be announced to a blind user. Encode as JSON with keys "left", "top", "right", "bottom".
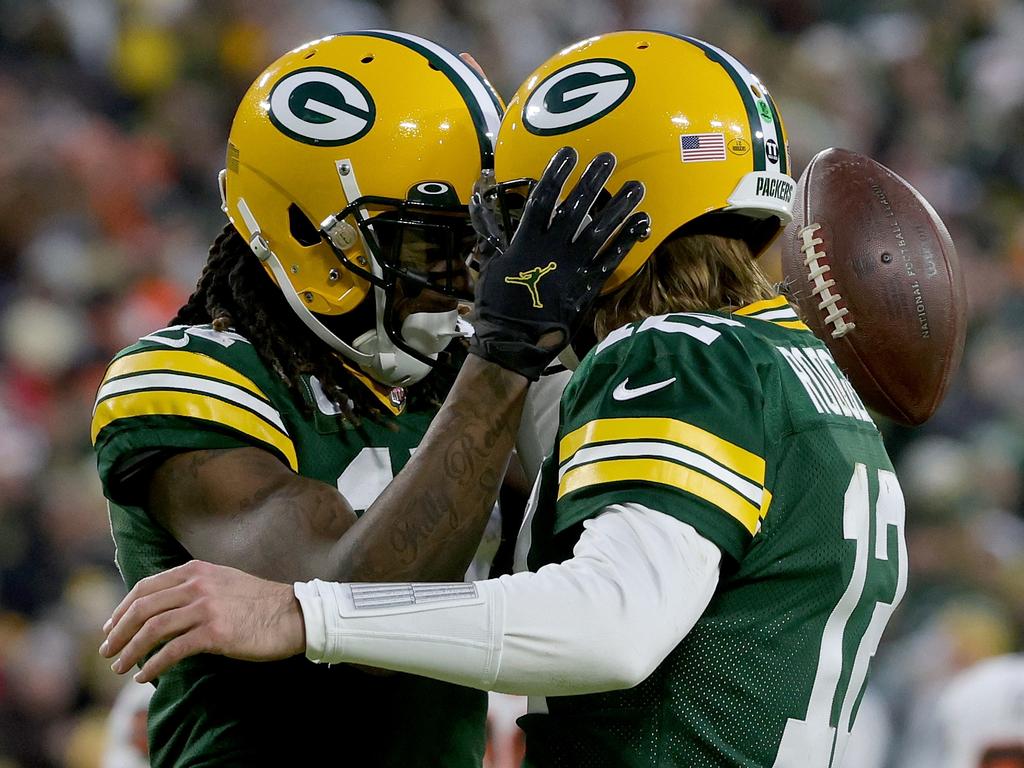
{"left": 294, "top": 503, "right": 721, "bottom": 696}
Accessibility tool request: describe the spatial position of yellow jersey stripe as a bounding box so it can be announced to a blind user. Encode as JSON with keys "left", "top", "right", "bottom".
{"left": 95, "top": 372, "right": 287, "bottom": 431}
{"left": 104, "top": 350, "right": 267, "bottom": 401}
{"left": 557, "top": 440, "right": 763, "bottom": 506}
{"left": 776, "top": 320, "right": 811, "bottom": 332}
{"left": 733, "top": 295, "right": 790, "bottom": 317}
{"left": 557, "top": 457, "right": 761, "bottom": 534}
{"left": 91, "top": 390, "right": 298, "bottom": 471}
{"left": 760, "top": 487, "right": 773, "bottom": 520}
{"left": 559, "top": 417, "right": 765, "bottom": 486}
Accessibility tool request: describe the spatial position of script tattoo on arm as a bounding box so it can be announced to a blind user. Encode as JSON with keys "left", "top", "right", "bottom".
{"left": 329, "top": 356, "right": 527, "bottom": 582}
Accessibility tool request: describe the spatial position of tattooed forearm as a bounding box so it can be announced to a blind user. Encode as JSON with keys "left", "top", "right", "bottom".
{"left": 387, "top": 488, "right": 453, "bottom": 566}
{"left": 146, "top": 358, "right": 528, "bottom": 585}
{"left": 149, "top": 447, "right": 359, "bottom": 582}
{"left": 444, "top": 433, "right": 477, "bottom": 481}
{"left": 244, "top": 481, "right": 356, "bottom": 580}
{"left": 330, "top": 357, "right": 528, "bottom": 582}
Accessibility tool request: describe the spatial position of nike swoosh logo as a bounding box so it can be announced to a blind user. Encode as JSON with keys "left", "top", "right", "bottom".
{"left": 612, "top": 376, "right": 677, "bottom": 401}
{"left": 139, "top": 334, "right": 189, "bottom": 348}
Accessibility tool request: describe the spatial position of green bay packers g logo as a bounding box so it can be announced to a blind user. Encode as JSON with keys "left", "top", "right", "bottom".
{"left": 268, "top": 67, "right": 375, "bottom": 146}
{"left": 523, "top": 59, "right": 635, "bottom": 136}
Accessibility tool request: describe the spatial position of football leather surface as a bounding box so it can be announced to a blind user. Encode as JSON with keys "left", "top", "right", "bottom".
{"left": 780, "top": 147, "right": 967, "bottom": 425}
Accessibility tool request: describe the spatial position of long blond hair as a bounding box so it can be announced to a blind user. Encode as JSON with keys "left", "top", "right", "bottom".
{"left": 594, "top": 231, "right": 777, "bottom": 338}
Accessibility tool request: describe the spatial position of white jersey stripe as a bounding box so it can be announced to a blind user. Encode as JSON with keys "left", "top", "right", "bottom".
{"left": 677, "top": 312, "right": 746, "bottom": 327}
{"left": 95, "top": 372, "right": 288, "bottom": 433}
{"left": 748, "top": 308, "right": 800, "bottom": 321}
{"left": 557, "top": 440, "right": 763, "bottom": 507}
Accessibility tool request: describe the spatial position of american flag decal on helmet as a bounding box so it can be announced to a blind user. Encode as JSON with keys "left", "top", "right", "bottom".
{"left": 680, "top": 133, "right": 727, "bottom": 163}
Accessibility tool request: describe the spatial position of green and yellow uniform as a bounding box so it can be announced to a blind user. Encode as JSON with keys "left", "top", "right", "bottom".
{"left": 521, "top": 297, "right": 907, "bottom": 768}
{"left": 92, "top": 324, "right": 485, "bottom": 767}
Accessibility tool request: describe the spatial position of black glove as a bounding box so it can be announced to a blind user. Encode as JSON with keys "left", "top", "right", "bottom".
{"left": 468, "top": 147, "right": 650, "bottom": 381}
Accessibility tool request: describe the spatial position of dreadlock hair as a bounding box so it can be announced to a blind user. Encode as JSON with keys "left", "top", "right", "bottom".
{"left": 172, "top": 223, "right": 459, "bottom": 423}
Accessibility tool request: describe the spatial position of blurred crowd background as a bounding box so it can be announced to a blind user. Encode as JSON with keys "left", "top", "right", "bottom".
{"left": 0, "top": 0, "right": 1022, "bottom": 765}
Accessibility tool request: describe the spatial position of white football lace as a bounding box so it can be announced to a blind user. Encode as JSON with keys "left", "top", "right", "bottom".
{"left": 799, "top": 223, "right": 856, "bottom": 339}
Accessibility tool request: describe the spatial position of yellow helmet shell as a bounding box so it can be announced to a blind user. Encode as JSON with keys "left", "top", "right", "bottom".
{"left": 224, "top": 31, "right": 502, "bottom": 315}
{"left": 496, "top": 31, "right": 794, "bottom": 294}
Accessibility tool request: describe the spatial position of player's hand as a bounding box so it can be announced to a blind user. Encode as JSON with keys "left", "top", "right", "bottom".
{"left": 468, "top": 147, "right": 650, "bottom": 380}
{"left": 99, "top": 560, "right": 304, "bottom": 683}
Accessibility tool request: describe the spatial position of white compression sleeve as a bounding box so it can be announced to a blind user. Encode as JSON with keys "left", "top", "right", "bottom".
{"left": 294, "top": 504, "right": 721, "bottom": 696}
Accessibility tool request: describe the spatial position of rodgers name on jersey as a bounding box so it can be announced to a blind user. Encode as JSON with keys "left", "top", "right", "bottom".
{"left": 776, "top": 345, "right": 872, "bottom": 424}
{"left": 519, "top": 296, "right": 906, "bottom": 768}
{"left": 91, "top": 324, "right": 486, "bottom": 767}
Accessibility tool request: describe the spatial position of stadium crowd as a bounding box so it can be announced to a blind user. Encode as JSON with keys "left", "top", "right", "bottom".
{"left": 0, "top": 0, "right": 1022, "bottom": 765}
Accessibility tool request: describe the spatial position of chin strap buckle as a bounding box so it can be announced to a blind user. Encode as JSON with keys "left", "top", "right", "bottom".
{"left": 249, "top": 234, "right": 271, "bottom": 262}
{"left": 321, "top": 214, "right": 359, "bottom": 251}
{"left": 235, "top": 196, "right": 272, "bottom": 262}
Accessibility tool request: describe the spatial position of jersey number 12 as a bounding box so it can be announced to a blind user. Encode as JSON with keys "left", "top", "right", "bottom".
{"left": 773, "top": 463, "right": 908, "bottom": 767}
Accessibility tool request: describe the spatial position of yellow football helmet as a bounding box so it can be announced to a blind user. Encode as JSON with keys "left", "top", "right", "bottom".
{"left": 221, "top": 31, "right": 503, "bottom": 385}
{"left": 490, "top": 30, "right": 794, "bottom": 295}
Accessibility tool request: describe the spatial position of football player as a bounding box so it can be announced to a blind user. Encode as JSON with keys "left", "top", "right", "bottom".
{"left": 100, "top": 31, "right": 905, "bottom": 767}
{"left": 92, "top": 31, "right": 647, "bottom": 767}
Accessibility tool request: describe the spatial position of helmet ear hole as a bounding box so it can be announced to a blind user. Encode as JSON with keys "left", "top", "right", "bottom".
{"left": 289, "top": 204, "right": 321, "bottom": 247}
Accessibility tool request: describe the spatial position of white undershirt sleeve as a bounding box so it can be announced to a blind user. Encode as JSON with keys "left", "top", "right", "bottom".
{"left": 294, "top": 503, "right": 721, "bottom": 696}
{"left": 515, "top": 366, "right": 571, "bottom": 480}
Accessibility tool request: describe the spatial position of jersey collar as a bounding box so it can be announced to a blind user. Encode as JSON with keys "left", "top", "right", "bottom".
{"left": 732, "top": 295, "right": 811, "bottom": 332}
{"left": 342, "top": 364, "right": 407, "bottom": 416}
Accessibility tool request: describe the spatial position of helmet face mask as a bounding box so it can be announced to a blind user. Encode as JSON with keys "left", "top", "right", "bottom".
{"left": 320, "top": 196, "right": 476, "bottom": 379}
{"left": 327, "top": 197, "right": 476, "bottom": 302}
{"left": 477, "top": 177, "right": 616, "bottom": 253}
{"left": 478, "top": 179, "right": 531, "bottom": 242}
{"left": 223, "top": 30, "right": 502, "bottom": 387}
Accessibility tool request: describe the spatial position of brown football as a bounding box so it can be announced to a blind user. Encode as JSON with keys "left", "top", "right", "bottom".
{"left": 780, "top": 147, "right": 967, "bottom": 426}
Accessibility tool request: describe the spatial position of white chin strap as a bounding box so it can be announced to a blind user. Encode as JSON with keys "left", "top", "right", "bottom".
{"left": 353, "top": 309, "right": 463, "bottom": 387}
{"left": 234, "top": 196, "right": 375, "bottom": 368}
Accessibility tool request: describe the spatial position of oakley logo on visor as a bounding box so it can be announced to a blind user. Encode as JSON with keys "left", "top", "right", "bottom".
{"left": 268, "top": 67, "right": 376, "bottom": 146}
{"left": 523, "top": 59, "right": 635, "bottom": 135}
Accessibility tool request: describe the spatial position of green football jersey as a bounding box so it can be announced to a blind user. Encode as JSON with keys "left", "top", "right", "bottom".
{"left": 92, "top": 324, "right": 486, "bottom": 768}
{"left": 519, "top": 297, "right": 907, "bottom": 768}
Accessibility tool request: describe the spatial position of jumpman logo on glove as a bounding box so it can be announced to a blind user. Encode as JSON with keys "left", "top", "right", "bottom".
{"left": 505, "top": 262, "right": 558, "bottom": 308}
